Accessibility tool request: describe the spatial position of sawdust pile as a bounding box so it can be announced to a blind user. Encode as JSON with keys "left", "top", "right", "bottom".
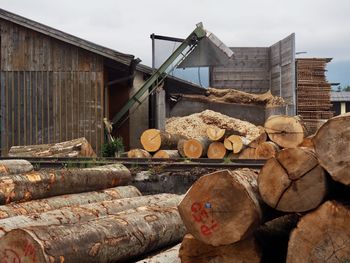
{"left": 183, "top": 88, "right": 286, "bottom": 107}
{"left": 166, "top": 110, "right": 261, "bottom": 141}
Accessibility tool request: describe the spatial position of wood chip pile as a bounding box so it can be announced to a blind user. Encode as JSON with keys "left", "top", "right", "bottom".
{"left": 176, "top": 112, "right": 350, "bottom": 263}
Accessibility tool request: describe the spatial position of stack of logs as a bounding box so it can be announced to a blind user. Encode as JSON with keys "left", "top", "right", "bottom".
{"left": 0, "top": 160, "right": 186, "bottom": 262}
{"left": 170, "top": 112, "right": 350, "bottom": 263}
{"left": 129, "top": 114, "right": 307, "bottom": 160}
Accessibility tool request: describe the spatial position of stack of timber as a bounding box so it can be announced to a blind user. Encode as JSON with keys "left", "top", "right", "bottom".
{"left": 296, "top": 58, "right": 334, "bottom": 134}
{"left": 0, "top": 161, "right": 186, "bottom": 262}
{"left": 131, "top": 112, "right": 308, "bottom": 160}
{"left": 177, "top": 112, "right": 350, "bottom": 263}
{"left": 8, "top": 137, "right": 97, "bottom": 157}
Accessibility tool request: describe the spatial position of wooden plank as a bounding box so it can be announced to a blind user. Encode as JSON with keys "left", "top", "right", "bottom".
{"left": 19, "top": 71, "right": 24, "bottom": 146}
{"left": 0, "top": 72, "right": 7, "bottom": 155}
{"left": 26, "top": 71, "right": 32, "bottom": 145}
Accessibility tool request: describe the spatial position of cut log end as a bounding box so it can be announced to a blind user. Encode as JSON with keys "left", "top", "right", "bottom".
{"left": 153, "top": 150, "right": 180, "bottom": 159}
{"left": 224, "top": 135, "right": 248, "bottom": 153}
{"left": 255, "top": 142, "right": 279, "bottom": 159}
{"left": 206, "top": 127, "right": 226, "bottom": 141}
{"left": 178, "top": 138, "right": 209, "bottom": 158}
{"left": 141, "top": 129, "right": 162, "bottom": 152}
{"left": 207, "top": 142, "right": 226, "bottom": 159}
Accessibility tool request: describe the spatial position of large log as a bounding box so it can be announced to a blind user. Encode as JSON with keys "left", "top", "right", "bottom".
{"left": 258, "top": 147, "right": 327, "bottom": 212}
{"left": 0, "top": 185, "right": 141, "bottom": 219}
{"left": 0, "top": 159, "right": 33, "bottom": 176}
{"left": 153, "top": 150, "right": 180, "bottom": 159}
{"left": 313, "top": 113, "right": 350, "bottom": 185}
{"left": 178, "top": 169, "right": 263, "bottom": 246}
{"left": 255, "top": 141, "right": 279, "bottom": 159}
{"left": 0, "top": 206, "right": 186, "bottom": 263}
{"left": 0, "top": 193, "right": 183, "bottom": 238}
{"left": 177, "top": 137, "right": 210, "bottom": 158}
{"left": 128, "top": 149, "right": 152, "bottom": 158}
{"left": 141, "top": 129, "right": 186, "bottom": 152}
{"left": 264, "top": 115, "right": 306, "bottom": 148}
{"left": 287, "top": 201, "right": 350, "bottom": 263}
{"left": 8, "top": 137, "right": 96, "bottom": 157}
{"left": 207, "top": 142, "right": 226, "bottom": 159}
{"left": 0, "top": 164, "right": 131, "bottom": 204}
{"left": 136, "top": 244, "right": 181, "bottom": 263}
{"left": 179, "top": 234, "right": 261, "bottom": 263}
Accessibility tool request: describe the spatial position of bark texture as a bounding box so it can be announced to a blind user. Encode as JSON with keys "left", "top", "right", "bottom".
{"left": 0, "top": 185, "right": 140, "bottom": 220}
{"left": 0, "top": 164, "right": 131, "bottom": 204}
{"left": 135, "top": 244, "right": 181, "bottom": 263}
{"left": 153, "top": 150, "right": 180, "bottom": 159}
{"left": 0, "top": 193, "right": 183, "bottom": 238}
{"left": 0, "top": 160, "right": 33, "bottom": 176}
{"left": 0, "top": 206, "right": 186, "bottom": 263}
{"left": 8, "top": 137, "right": 96, "bottom": 157}
{"left": 128, "top": 149, "right": 152, "bottom": 158}
{"left": 287, "top": 201, "right": 350, "bottom": 263}
{"left": 179, "top": 234, "right": 261, "bottom": 263}
{"left": 313, "top": 113, "right": 350, "bottom": 185}
{"left": 178, "top": 169, "right": 263, "bottom": 246}
{"left": 258, "top": 148, "right": 327, "bottom": 212}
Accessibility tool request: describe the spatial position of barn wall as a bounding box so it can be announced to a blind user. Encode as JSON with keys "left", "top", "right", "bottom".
{"left": 0, "top": 19, "right": 104, "bottom": 155}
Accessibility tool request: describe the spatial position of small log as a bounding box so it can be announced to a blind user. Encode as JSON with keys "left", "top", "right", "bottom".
{"left": 141, "top": 129, "right": 186, "bottom": 152}
{"left": 287, "top": 201, "right": 350, "bottom": 263}
{"left": 177, "top": 137, "right": 210, "bottom": 158}
{"left": 255, "top": 214, "right": 300, "bottom": 263}
{"left": 264, "top": 115, "right": 306, "bottom": 148}
{"left": 178, "top": 169, "right": 263, "bottom": 246}
{"left": 0, "top": 193, "right": 183, "bottom": 238}
{"left": 238, "top": 147, "right": 256, "bottom": 159}
{"left": 179, "top": 234, "right": 261, "bottom": 263}
{"left": 128, "top": 149, "right": 152, "bottom": 158}
{"left": 258, "top": 147, "right": 327, "bottom": 212}
{"left": 153, "top": 150, "right": 180, "bottom": 159}
{"left": 207, "top": 142, "right": 226, "bottom": 159}
{"left": 0, "top": 164, "right": 131, "bottom": 204}
{"left": 255, "top": 141, "right": 279, "bottom": 159}
{"left": 224, "top": 135, "right": 250, "bottom": 153}
{"left": 206, "top": 127, "right": 226, "bottom": 141}
{"left": 8, "top": 137, "right": 96, "bottom": 157}
{"left": 0, "top": 185, "right": 141, "bottom": 219}
{"left": 248, "top": 126, "right": 267, "bottom": 148}
{"left": 313, "top": 113, "right": 350, "bottom": 185}
{"left": 135, "top": 244, "right": 181, "bottom": 263}
{"left": 0, "top": 206, "right": 186, "bottom": 263}
{"left": 0, "top": 160, "right": 33, "bottom": 176}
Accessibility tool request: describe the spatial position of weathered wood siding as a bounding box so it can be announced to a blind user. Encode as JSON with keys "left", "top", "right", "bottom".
{"left": 0, "top": 19, "right": 104, "bottom": 155}
{"left": 269, "top": 33, "right": 296, "bottom": 114}
{"left": 210, "top": 47, "right": 270, "bottom": 93}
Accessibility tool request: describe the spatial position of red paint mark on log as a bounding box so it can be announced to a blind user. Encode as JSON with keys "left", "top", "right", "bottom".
{"left": 191, "top": 202, "right": 219, "bottom": 237}
{"left": 1, "top": 248, "right": 21, "bottom": 263}
{"left": 24, "top": 240, "right": 36, "bottom": 262}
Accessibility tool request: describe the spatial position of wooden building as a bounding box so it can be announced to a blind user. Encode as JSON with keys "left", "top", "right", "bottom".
{"left": 330, "top": 91, "right": 350, "bottom": 116}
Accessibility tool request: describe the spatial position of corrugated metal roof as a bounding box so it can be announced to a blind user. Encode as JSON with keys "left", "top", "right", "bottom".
{"left": 330, "top": 91, "right": 350, "bottom": 102}
{"left": 0, "top": 8, "right": 134, "bottom": 66}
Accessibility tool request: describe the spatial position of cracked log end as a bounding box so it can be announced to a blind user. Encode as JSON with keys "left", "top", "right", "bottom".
{"left": 287, "top": 201, "right": 350, "bottom": 263}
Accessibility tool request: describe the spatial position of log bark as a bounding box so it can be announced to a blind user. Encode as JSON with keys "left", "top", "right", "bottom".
{"left": 153, "top": 150, "right": 180, "bottom": 159}
{"left": 178, "top": 169, "right": 263, "bottom": 246}
{"left": 8, "top": 137, "right": 96, "bottom": 157}
{"left": 264, "top": 115, "right": 306, "bottom": 148}
{"left": 0, "top": 160, "right": 33, "bottom": 176}
{"left": 223, "top": 135, "right": 250, "bottom": 153}
{"left": 313, "top": 113, "right": 350, "bottom": 185}
{"left": 255, "top": 214, "right": 300, "bottom": 263}
{"left": 207, "top": 142, "right": 226, "bottom": 159}
{"left": 135, "top": 244, "right": 181, "bottom": 263}
{"left": 206, "top": 127, "right": 226, "bottom": 141}
{"left": 0, "top": 193, "right": 183, "bottom": 238}
{"left": 258, "top": 147, "right": 327, "bottom": 212}
{"left": 0, "top": 185, "right": 141, "bottom": 219}
{"left": 0, "top": 206, "right": 186, "bottom": 263}
{"left": 177, "top": 137, "right": 210, "bottom": 158}
{"left": 287, "top": 201, "right": 350, "bottom": 263}
{"left": 0, "top": 164, "right": 131, "bottom": 204}
{"left": 141, "top": 129, "right": 186, "bottom": 152}
{"left": 255, "top": 141, "right": 280, "bottom": 159}
{"left": 179, "top": 234, "right": 261, "bottom": 263}
{"left": 128, "top": 149, "right": 152, "bottom": 158}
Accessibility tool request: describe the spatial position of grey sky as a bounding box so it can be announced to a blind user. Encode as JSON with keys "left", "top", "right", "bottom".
{"left": 1, "top": 0, "right": 350, "bottom": 85}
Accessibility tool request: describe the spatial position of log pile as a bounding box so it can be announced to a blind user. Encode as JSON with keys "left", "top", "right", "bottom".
{"left": 0, "top": 161, "right": 186, "bottom": 262}
{"left": 129, "top": 111, "right": 307, "bottom": 160}
{"left": 176, "top": 112, "right": 350, "bottom": 263}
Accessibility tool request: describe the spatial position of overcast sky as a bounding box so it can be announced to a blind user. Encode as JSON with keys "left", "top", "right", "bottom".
{"left": 1, "top": 0, "right": 350, "bottom": 86}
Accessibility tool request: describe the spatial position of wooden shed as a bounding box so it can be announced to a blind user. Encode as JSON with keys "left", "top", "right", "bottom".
{"left": 0, "top": 8, "right": 139, "bottom": 155}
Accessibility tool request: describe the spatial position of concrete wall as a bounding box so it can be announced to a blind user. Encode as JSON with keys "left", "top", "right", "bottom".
{"left": 129, "top": 71, "right": 148, "bottom": 149}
